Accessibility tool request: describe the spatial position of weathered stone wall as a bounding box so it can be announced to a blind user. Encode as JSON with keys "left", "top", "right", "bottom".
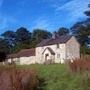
{"left": 19, "top": 56, "right": 36, "bottom": 65}
{"left": 66, "top": 36, "right": 80, "bottom": 61}
{"left": 36, "top": 44, "right": 66, "bottom": 64}
{"left": 7, "top": 56, "right": 36, "bottom": 65}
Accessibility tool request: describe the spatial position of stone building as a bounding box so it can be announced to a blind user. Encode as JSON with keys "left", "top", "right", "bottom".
{"left": 7, "top": 35, "right": 80, "bottom": 64}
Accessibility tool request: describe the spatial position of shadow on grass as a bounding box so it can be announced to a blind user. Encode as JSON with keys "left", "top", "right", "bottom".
{"left": 37, "top": 78, "right": 47, "bottom": 90}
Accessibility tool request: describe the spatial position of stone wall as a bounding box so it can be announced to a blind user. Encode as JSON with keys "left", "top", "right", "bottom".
{"left": 66, "top": 36, "right": 80, "bottom": 61}
{"left": 36, "top": 44, "right": 66, "bottom": 64}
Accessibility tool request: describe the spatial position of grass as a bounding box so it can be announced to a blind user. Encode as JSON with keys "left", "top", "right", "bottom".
{"left": 0, "top": 57, "right": 90, "bottom": 90}
{"left": 17, "top": 64, "right": 90, "bottom": 90}
{"left": 0, "top": 65, "right": 38, "bottom": 90}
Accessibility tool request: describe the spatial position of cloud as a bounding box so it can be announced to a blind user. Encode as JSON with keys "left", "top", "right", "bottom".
{"left": 30, "top": 0, "right": 90, "bottom": 31}
{"left": 31, "top": 17, "right": 52, "bottom": 30}
{"left": 53, "top": 0, "right": 90, "bottom": 27}
{"left": 56, "top": 0, "right": 89, "bottom": 11}
{"left": 40, "top": 0, "right": 73, "bottom": 10}
{"left": 38, "top": 0, "right": 90, "bottom": 27}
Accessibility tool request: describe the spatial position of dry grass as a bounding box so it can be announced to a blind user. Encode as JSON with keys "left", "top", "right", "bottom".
{"left": 0, "top": 65, "right": 39, "bottom": 90}
{"left": 68, "top": 57, "right": 90, "bottom": 72}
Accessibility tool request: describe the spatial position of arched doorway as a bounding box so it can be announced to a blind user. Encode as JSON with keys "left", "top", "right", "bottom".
{"left": 42, "top": 47, "right": 55, "bottom": 64}
{"left": 45, "top": 54, "right": 49, "bottom": 61}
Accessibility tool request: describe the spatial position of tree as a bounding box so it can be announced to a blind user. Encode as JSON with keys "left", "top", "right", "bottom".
{"left": 84, "top": 4, "right": 90, "bottom": 16}
{"left": 71, "top": 3, "right": 90, "bottom": 54}
{"left": 57, "top": 27, "right": 69, "bottom": 36}
{"left": 0, "top": 52, "right": 6, "bottom": 62}
{"left": 71, "top": 4, "right": 90, "bottom": 46}
{"left": 31, "top": 29, "right": 52, "bottom": 47}
{"left": 0, "top": 38, "right": 10, "bottom": 54}
{"left": 14, "top": 27, "right": 31, "bottom": 52}
{"left": 0, "top": 38, "right": 9, "bottom": 61}
{"left": 71, "top": 22, "right": 90, "bottom": 46}
{"left": 1, "top": 31, "right": 16, "bottom": 53}
{"left": 16, "top": 27, "right": 31, "bottom": 44}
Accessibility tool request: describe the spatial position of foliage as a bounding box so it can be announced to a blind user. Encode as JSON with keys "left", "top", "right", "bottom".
{"left": 84, "top": 4, "right": 90, "bottom": 16}
{"left": 31, "top": 29, "right": 52, "bottom": 47}
{"left": 57, "top": 27, "right": 69, "bottom": 36}
{"left": 0, "top": 38, "right": 10, "bottom": 53}
{"left": 1, "top": 30, "right": 16, "bottom": 47}
{"left": 0, "top": 52, "right": 6, "bottom": 62}
{"left": 71, "top": 19, "right": 90, "bottom": 46}
{"left": 71, "top": 4, "right": 90, "bottom": 46}
{"left": 1, "top": 28, "right": 52, "bottom": 53}
{"left": 81, "top": 46, "right": 90, "bottom": 55}
{"left": 17, "top": 64, "right": 90, "bottom": 90}
{"left": 16, "top": 27, "right": 31, "bottom": 43}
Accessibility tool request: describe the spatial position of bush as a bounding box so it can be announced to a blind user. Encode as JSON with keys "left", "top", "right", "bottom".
{"left": 81, "top": 46, "right": 90, "bottom": 55}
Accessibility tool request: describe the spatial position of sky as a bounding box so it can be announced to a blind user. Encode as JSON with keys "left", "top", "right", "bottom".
{"left": 0, "top": 0, "right": 90, "bottom": 34}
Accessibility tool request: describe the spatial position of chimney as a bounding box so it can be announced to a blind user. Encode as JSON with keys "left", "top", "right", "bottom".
{"left": 52, "top": 32, "right": 59, "bottom": 39}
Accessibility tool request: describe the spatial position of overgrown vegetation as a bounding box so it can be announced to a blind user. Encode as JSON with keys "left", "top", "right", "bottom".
{"left": 17, "top": 58, "right": 90, "bottom": 90}
{"left": 0, "top": 65, "right": 38, "bottom": 90}
{"left": 0, "top": 57, "right": 90, "bottom": 90}
{"left": 69, "top": 58, "right": 90, "bottom": 72}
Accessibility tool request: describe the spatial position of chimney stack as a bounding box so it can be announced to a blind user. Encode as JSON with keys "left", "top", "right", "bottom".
{"left": 52, "top": 32, "right": 59, "bottom": 39}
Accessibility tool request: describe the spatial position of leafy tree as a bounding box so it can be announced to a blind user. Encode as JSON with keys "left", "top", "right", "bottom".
{"left": 31, "top": 29, "right": 52, "bottom": 47}
{"left": 16, "top": 27, "right": 31, "bottom": 44}
{"left": 0, "top": 38, "right": 9, "bottom": 61}
{"left": 0, "top": 38, "right": 10, "bottom": 54}
{"left": 71, "top": 4, "right": 90, "bottom": 46}
{"left": 81, "top": 45, "right": 90, "bottom": 55}
{"left": 0, "top": 52, "right": 6, "bottom": 62}
{"left": 57, "top": 27, "right": 69, "bottom": 36}
{"left": 71, "top": 22, "right": 90, "bottom": 46}
{"left": 1, "top": 31, "right": 16, "bottom": 53}
{"left": 15, "top": 27, "right": 31, "bottom": 51}
{"left": 71, "top": 3, "right": 90, "bottom": 54}
{"left": 84, "top": 4, "right": 90, "bottom": 16}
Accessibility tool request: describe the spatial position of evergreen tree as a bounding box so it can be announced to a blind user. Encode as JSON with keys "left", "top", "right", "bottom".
{"left": 57, "top": 27, "right": 69, "bottom": 36}
{"left": 84, "top": 4, "right": 90, "bottom": 16}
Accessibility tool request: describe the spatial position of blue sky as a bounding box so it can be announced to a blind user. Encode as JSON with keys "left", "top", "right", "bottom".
{"left": 0, "top": 0, "right": 89, "bottom": 34}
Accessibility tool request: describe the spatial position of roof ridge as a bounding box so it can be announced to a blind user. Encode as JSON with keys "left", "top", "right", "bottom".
{"left": 36, "top": 35, "right": 73, "bottom": 47}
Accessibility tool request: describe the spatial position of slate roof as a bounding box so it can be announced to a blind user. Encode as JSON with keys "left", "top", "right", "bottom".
{"left": 37, "top": 35, "right": 72, "bottom": 47}
{"left": 18, "top": 48, "right": 35, "bottom": 57}
{"left": 7, "top": 48, "right": 35, "bottom": 59}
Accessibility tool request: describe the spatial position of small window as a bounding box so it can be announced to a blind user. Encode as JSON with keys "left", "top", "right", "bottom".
{"left": 57, "top": 54, "right": 60, "bottom": 58}
{"left": 57, "top": 44, "right": 59, "bottom": 48}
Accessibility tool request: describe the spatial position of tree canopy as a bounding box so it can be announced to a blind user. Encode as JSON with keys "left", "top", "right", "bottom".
{"left": 71, "top": 4, "right": 90, "bottom": 46}
{"left": 71, "top": 3, "right": 90, "bottom": 54}
{"left": 84, "top": 4, "right": 90, "bottom": 16}
{"left": 31, "top": 29, "right": 52, "bottom": 47}
{"left": 57, "top": 27, "right": 69, "bottom": 36}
